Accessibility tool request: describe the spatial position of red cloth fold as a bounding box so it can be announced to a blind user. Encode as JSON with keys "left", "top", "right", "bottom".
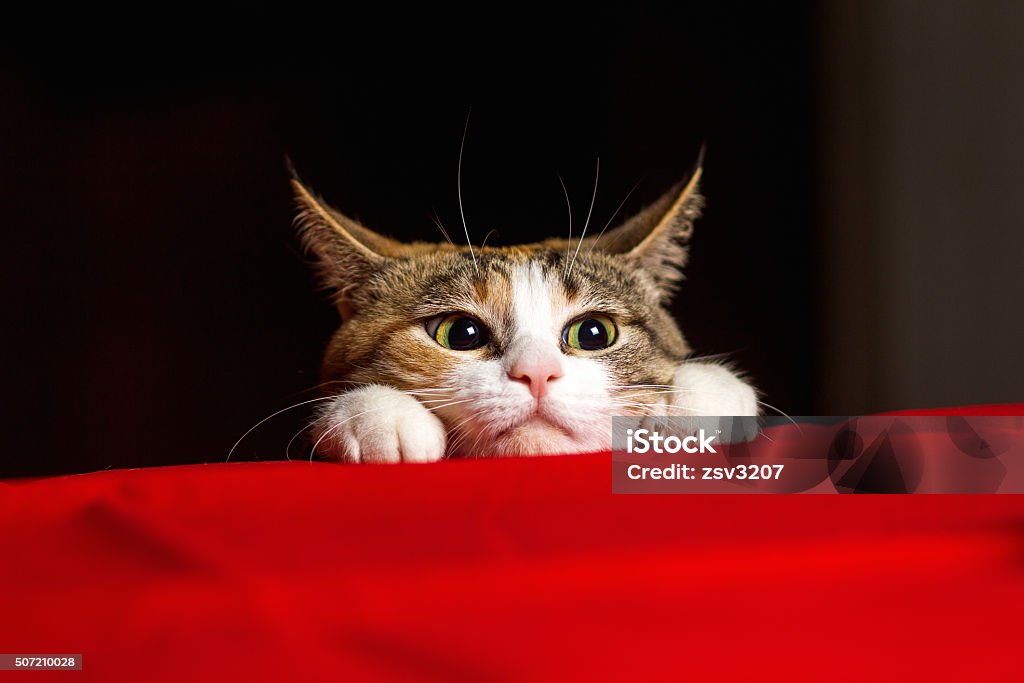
{"left": 2, "top": 404, "right": 1023, "bottom": 681}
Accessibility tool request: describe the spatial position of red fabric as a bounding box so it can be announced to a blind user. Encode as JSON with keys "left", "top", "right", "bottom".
{"left": 2, "top": 404, "right": 1023, "bottom": 681}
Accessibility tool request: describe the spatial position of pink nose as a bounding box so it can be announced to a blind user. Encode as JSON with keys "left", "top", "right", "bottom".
{"left": 508, "top": 357, "right": 564, "bottom": 400}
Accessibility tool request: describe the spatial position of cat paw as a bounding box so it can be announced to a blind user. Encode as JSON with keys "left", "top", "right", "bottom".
{"left": 312, "top": 386, "right": 447, "bottom": 464}
{"left": 666, "top": 362, "right": 760, "bottom": 443}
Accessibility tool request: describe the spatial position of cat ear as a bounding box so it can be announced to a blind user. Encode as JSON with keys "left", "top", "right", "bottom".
{"left": 586, "top": 162, "right": 704, "bottom": 301}
{"left": 291, "top": 177, "right": 405, "bottom": 317}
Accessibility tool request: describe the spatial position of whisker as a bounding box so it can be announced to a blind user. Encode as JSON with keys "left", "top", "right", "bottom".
{"left": 755, "top": 400, "right": 801, "bottom": 432}
{"left": 422, "top": 399, "right": 474, "bottom": 411}
{"left": 615, "top": 394, "right": 680, "bottom": 403}
{"left": 457, "top": 109, "right": 479, "bottom": 274}
{"left": 447, "top": 405, "right": 494, "bottom": 457}
{"left": 419, "top": 400, "right": 473, "bottom": 412}
{"left": 609, "top": 401, "right": 700, "bottom": 415}
{"left": 444, "top": 413, "right": 481, "bottom": 457}
{"left": 613, "top": 403, "right": 661, "bottom": 411}
{"left": 480, "top": 229, "right": 499, "bottom": 249}
{"left": 466, "top": 425, "right": 491, "bottom": 458}
{"left": 459, "top": 408, "right": 495, "bottom": 458}
{"left": 285, "top": 422, "right": 313, "bottom": 461}
{"left": 227, "top": 396, "right": 337, "bottom": 462}
{"left": 280, "top": 379, "right": 372, "bottom": 401}
{"left": 566, "top": 157, "right": 599, "bottom": 280}
{"left": 557, "top": 174, "right": 573, "bottom": 277}
{"left": 587, "top": 179, "right": 641, "bottom": 253}
{"left": 614, "top": 389, "right": 679, "bottom": 395}
{"left": 431, "top": 210, "right": 455, "bottom": 247}
{"left": 684, "top": 352, "right": 737, "bottom": 364}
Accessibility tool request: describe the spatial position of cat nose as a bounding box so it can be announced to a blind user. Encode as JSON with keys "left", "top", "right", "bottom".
{"left": 508, "top": 355, "right": 564, "bottom": 400}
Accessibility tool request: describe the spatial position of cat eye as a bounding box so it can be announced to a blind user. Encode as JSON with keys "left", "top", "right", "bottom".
{"left": 563, "top": 315, "right": 617, "bottom": 351}
{"left": 426, "top": 314, "right": 489, "bottom": 351}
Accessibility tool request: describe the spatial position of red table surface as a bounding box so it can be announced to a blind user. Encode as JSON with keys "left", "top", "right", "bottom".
{"left": 2, "top": 404, "right": 1023, "bottom": 681}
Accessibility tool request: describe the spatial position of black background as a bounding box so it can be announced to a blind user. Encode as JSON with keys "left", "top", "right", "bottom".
{"left": 2, "top": 6, "right": 814, "bottom": 476}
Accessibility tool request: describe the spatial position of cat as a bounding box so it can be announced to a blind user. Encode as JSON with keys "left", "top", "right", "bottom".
{"left": 292, "top": 162, "right": 758, "bottom": 463}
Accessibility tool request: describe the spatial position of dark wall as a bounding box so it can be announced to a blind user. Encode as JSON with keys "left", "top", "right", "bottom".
{"left": 816, "top": 0, "right": 1024, "bottom": 413}
{"left": 2, "top": 6, "right": 815, "bottom": 476}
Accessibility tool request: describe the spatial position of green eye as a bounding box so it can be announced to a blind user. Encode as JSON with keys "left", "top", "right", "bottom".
{"left": 428, "top": 314, "right": 489, "bottom": 350}
{"left": 563, "top": 315, "right": 617, "bottom": 351}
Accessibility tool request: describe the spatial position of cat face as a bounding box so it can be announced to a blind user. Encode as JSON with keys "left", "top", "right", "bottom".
{"left": 294, "top": 167, "right": 705, "bottom": 456}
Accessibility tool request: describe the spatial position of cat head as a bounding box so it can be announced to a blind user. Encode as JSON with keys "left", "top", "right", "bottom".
{"left": 293, "top": 166, "right": 704, "bottom": 456}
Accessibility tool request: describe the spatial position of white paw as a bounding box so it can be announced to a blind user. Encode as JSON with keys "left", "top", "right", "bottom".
{"left": 665, "top": 362, "right": 760, "bottom": 443}
{"left": 312, "top": 385, "right": 447, "bottom": 464}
